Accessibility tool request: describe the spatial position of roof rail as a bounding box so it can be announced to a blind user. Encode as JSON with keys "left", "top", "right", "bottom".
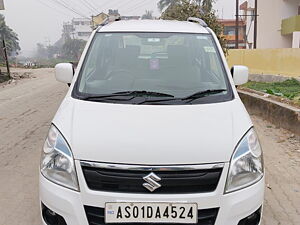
{"left": 113, "top": 15, "right": 121, "bottom": 22}
{"left": 187, "top": 17, "right": 208, "bottom": 27}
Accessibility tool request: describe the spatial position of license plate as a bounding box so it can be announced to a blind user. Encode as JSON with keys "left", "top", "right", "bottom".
{"left": 105, "top": 202, "right": 198, "bottom": 224}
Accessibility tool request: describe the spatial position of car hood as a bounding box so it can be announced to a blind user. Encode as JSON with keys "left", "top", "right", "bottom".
{"left": 53, "top": 98, "right": 252, "bottom": 165}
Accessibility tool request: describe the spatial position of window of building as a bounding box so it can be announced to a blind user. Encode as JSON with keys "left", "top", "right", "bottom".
{"left": 224, "top": 26, "right": 236, "bottom": 35}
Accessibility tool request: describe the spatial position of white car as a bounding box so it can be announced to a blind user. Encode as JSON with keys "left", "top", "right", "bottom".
{"left": 40, "top": 18, "right": 264, "bottom": 225}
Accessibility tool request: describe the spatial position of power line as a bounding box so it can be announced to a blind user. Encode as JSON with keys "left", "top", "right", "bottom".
{"left": 99, "top": 0, "right": 119, "bottom": 9}
{"left": 122, "top": 0, "right": 145, "bottom": 13}
{"left": 71, "top": 0, "right": 98, "bottom": 15}
{"left": 48, "top": 0, "right": 90, "bottom": 19}
{"left": 94, "top": 0, "right": 121, "bottom": 13}
{"left": 117, "top": 0, "right": 135, "bottom": 10}
{"left": 60, "top": 0, "right": 91, "bottom": 18}
{"left": 63, "top": 0, "right": 94, "bottom": 17}
{"left": 36, "top": 0, "right": 73, "bottom": 17}
{"left": 125, "top": 0, "right": 153, "bottom": 14}
{"left": 80, "top": 0, "right": 100, "bottom": 14}
{"left": 131, "top": 0, "right": 153, "bottom": 13}
{"left": 76, "top": 0, "right": 96, "bottom": 14}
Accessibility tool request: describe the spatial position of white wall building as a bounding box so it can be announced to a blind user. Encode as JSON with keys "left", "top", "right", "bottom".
{"left": 71, "top": 18, "right": 92, "bottom": 41}
{"left": 241, "top": 0, "right": 300, "bottom": 48}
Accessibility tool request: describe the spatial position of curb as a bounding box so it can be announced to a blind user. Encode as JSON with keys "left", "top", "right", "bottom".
{"left": 249, "top": 74, "right": 300, "bottom": 83}
{"left": 238, "top": 90, "right": 300, "bottom": 136}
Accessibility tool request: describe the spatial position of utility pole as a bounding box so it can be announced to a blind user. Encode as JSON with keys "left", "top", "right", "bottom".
{"left": 1, "top": 1, "right": 10, "bottom": 79}
{"left": 254, "top": 0, "right": 258, "bottom": 49}
{"left": 2, "top": 38, "right": 11, "bottom": 79}
{"left": 235, "top": 0, "right": 239, "bottom": 49}
{"left": 0, "top": 0, "right": 4, "bottom": 10}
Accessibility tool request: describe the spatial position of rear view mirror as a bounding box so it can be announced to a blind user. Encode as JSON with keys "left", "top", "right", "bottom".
{"left": 231, "top": 65, "right": 249, "bottom": 86}
{"left": 55, "top": 63, "right": 74, "bottom": 84}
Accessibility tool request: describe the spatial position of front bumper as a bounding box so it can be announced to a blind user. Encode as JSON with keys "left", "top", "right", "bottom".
{"left": 40, "top": 161, "right": 264, "bottom": 225}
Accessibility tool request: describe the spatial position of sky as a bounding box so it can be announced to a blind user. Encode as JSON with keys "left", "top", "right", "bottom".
{"left": 1, "top": 0, "right": 235, "bottom": 56}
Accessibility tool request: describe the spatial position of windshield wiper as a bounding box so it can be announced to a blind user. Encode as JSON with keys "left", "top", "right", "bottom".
{"left": 139, "top": 89, "right": 227, "bottom": 105}
{"left": 114, "top": 91, "right": 174, "bottom": 98}
{"left": 80, "top": 91, "right": 174, "bottom": 101}
{"left": 182, "top": 89, "right": 227, "bottom": 102}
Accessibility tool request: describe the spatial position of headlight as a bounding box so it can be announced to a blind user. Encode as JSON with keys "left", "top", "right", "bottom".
{"left": 225, "top": 128, "right": 264, "bottom": 193}
{"left": 40, "top": 125, "right": 79, "bottom": 191}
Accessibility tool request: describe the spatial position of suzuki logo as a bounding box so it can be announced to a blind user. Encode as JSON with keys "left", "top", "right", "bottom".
{"left": 143, "top": 172, "right": 161, "bottom": 192}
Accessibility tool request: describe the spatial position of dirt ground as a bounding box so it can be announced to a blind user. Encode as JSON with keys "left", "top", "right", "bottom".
{"left": 0, "top": 68, "right": 299, "bottom": 225}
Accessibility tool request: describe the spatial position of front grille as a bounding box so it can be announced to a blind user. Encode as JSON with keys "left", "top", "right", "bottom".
{"left": 81, "top": 164, "right": 223, "bottom": 194}
{"left": 84, "top": 206, "right": 219, "bottom": 225}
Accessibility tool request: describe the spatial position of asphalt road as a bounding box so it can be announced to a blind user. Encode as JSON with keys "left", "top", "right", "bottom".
{"left": 0, "top": 68, "right": 299, "bottom": 225}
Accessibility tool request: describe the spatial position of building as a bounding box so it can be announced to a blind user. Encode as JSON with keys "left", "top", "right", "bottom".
{"left": 62, "top": 22, "right": 74, "bottom": 40}
{"left": 219, "top": 19, "right": 247, "bottom": 49}
{"left": 71, "top": 18, "right": 92, "bottom": 41}
{"left": 241, "top": 0, "right": 300, "bottom": 48}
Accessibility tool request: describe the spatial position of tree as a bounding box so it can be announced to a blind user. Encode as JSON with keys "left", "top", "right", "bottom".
{"left": 36, "top": 43, "right": 48, "bottom": 59}
{"left": 142, "top": 10, "right": 154, "bottom": 20}
{"left": 61, "top": 38, "right": 86, "bottom": 60}
{"left": 200, "top": 0, "right": 214, "bottom": 13}
{"left": 158, "top": 0, "right": 205, "bottom": 11}
{"left": 47, "top": 45, "right": 60, "bottom": 59}
{"left": 0, "top": 14, "right": 21, "bottom": 56}
{"left": 160, "top": 0, "right": 227, "bottom": 54}
{"left": 158, "top": 0, "right": 177, "bottom": 11}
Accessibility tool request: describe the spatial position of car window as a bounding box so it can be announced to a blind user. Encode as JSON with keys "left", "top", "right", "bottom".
{"left": 75, "top": 32, "right": 232, "bottom": 104}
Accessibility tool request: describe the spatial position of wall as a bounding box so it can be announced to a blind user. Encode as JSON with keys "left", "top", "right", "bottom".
{"left": 227, "top": 49, "right": 300, "bottom": 77}
{"left": 246, "top": 0, "right": 299, "bottom": 49}
{"left": 293, "top": 32, "right": 300, "bottom": 48}
{"left": 220, "top": 19, "right": 246, "bottom": 48}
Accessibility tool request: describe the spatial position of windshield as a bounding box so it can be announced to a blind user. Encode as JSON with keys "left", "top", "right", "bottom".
{"left": 73, "top": 32, "right": 233, "bottom": 105}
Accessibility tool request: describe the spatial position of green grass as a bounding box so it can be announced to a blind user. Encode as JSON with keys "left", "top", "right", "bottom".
{"left": 35, "top": 58, "right": 78, "bottom": 68}
{"left": 243, "top": 79, "right": 300, "bottom": 105}
{"left": 0, "top": 73, "right": 10, "bottom": 83}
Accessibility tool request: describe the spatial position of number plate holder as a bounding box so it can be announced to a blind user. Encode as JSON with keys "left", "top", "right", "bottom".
{"left": 105, "top": 202, "right": 198, "bottom": 224}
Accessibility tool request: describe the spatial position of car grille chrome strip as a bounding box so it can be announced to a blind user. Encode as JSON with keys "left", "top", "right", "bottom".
{"left": 80, "top": 161, "right": 224, "bottom": 171}
{"left": 80, "top": 161, "right": 224, "bottom": 194}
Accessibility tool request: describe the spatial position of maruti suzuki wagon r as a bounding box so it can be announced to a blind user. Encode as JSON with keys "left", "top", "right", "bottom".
{"left": 40, "top": 18, "right": 264, "bottom": 225}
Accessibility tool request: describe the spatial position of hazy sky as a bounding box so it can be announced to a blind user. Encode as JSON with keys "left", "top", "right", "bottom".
{"left": 1, "top": 0, "right": 235, "bottom": 56}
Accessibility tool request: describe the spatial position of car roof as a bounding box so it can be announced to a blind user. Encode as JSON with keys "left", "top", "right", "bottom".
{"left": 97, "top": 20, "right": 209, "bottom": 34}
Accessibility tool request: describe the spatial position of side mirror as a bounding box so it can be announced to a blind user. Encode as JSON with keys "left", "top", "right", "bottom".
{"left": 55, "top": 63, "right": 74, "bottom": 84}
{"left": 231, "top": 65, "right": 249, "bottom": 86}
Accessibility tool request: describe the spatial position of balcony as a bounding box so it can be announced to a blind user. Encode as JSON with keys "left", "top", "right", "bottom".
{"left": 281, "top": 15, "right": 300, "bottom": 35}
